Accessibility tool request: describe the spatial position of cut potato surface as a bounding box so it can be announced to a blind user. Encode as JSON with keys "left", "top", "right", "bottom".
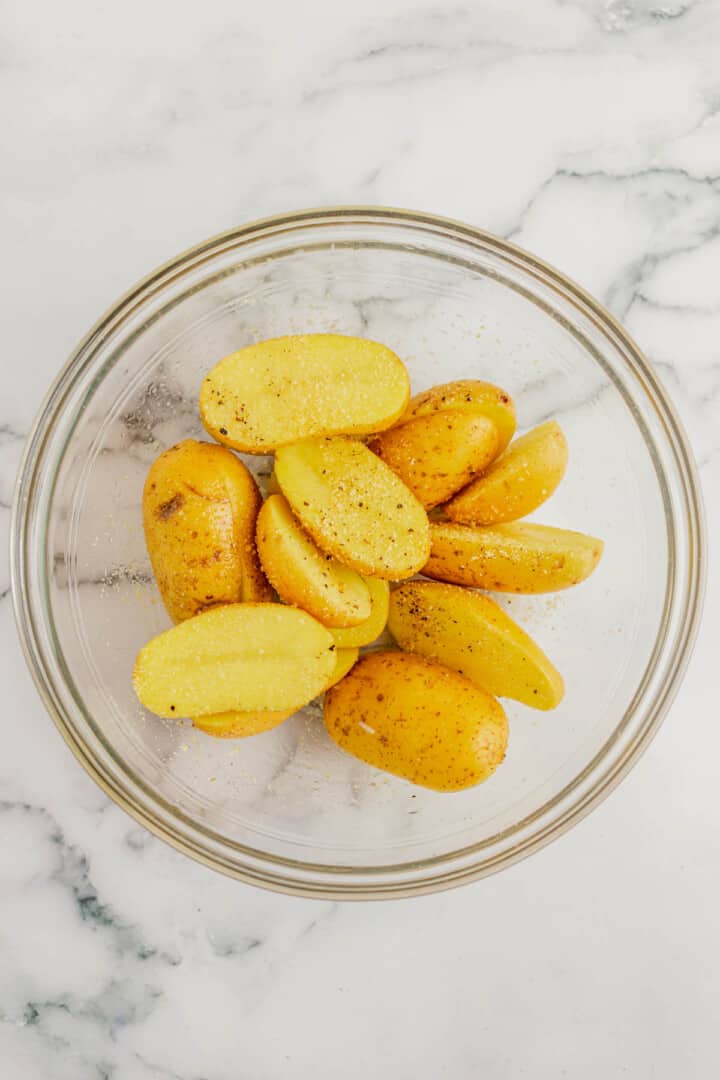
{"left": 404, "top": 380, "right": 516, "bottom": 454}
{"left": 388, "top": 581, "right": 564, "bottom": 709}
{"left": 133, "top": 603, "right": 336, "bottom": 717}
{"left": 369, "top": 411, "right": 499, "bottom": 509}
{"left": 325, "top": 651, "right": 508, "bottom": 792}
{"left": 200, "top": 334, "right": 410, "bottom": 452}
{"left": 143, "top": 439, "right": 271, "bottom": 623}
{"left": 257, "top": 495, "right": 371, "bottom": 627}
{"left": 274, "top": 437, "right": 430, "bottom": 580}
{"left": 424, "top": 521, "right": 604, "bottom": 593}
{"left": 192, "top": 647, "right": 359, "bottom": 738}
{"left": 446, "top": 420, "right": 568, "bottom": 525}
{"left": 331, "top": 578, "right": 391, "bottom": 648}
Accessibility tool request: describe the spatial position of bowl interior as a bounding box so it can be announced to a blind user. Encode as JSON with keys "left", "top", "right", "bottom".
{"left": 19, "top": 212, "right": 696, "bottom": 894}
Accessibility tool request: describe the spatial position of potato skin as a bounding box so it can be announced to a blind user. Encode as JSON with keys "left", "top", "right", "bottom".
{"left": 200, "top": 334, "right": 410, "bottom": 453}
{"left": 424, "top": 521, "right": 604, "bottom": 594}
{"left": 192, "top": 647, "right": 358, "bottom": 738}
{"left": 256, "top": 495, "right": 371, "bottom": 628}
{"left": 368, "top": 411, "right": 499, "bottom": 509}
{"left": 324, "top": 651, "right": 508, "bottom": 792}
{"left": 143, "top": 439, "right": 271, "bottom": 623}
{"left": 133, "top": 603, "right": 336, "bottom": 717}
{"left": 274, "top": 437, "right": 431, "bottom": 580}
{"left": 404, "top": 380, "right": 516, "bottom": 454}
{"left": 446, "top": 420, "right": 568, "bottom": 525}
{"left": 388, "top": 581, "right": 564, "bottom": 709}
{"left": 330, "top": 578, "right": 390, "bottom": 648}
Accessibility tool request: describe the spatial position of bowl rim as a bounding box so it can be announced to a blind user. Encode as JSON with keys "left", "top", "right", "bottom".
{"left": 11, "top": 204, "right": 707, "bottom": 899}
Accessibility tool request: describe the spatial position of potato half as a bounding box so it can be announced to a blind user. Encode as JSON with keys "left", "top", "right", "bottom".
{"left": 200, "top": 334, "right": 410, "bottom": 452}
{"left": 403, "top": 380, "right": 516, "bottom": 454}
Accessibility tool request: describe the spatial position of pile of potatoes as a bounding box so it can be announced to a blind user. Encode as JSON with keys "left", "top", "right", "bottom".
{"left": 133, "top": 334, "right": 603, "bottom": 792}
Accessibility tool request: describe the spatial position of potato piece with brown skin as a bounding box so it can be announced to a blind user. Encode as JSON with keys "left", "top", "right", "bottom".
{"left": 388, "top": 581, "right": 564, "bottom": 709}
{"left": 200, "top": 334, "right": 410, "bottom": 453}
{"left": 324, "top": 652, "right": 508, "bottom": 792}
{"left": 274, "top": 437, "right": 430, "bottom": 580}
{"left": 331, "top": 578, "right": 390, "bottom": 648}
{"left": 368, "top": 411, "right": 499, "bottom": 509}
{"left": 143, "top": 439, "right": 271, "bottom": 623}
{"left": 446, "top": 420, "right": 568, "bottom": 525}
{"left": 256, "top": 495, "right": 371, "bottom": 628}
{"left": 424, "top": 521, "right": 604, "bottom": 594}
{"left": 192, "top": 648, "right": 359, "bottom": 738}
{"left": 133, "top": 603, "right": 336, "bottom": 717}
{"left": 404, "top": 380, "right": 516, "bottom": 454}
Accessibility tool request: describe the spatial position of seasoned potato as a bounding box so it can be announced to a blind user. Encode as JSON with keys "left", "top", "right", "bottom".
{"left": 368, "top": 411, "right": 498, "bottom": 509}
{"left": 424, "top": 521, "right": 604, "bottom": 593}
{"left": 324, "top": 652, "right": 508, "bottom": 792}
{"left": 256, "top": 495, "right": 371, "bottom": 628}
{"left": 192, "top": 647, "right": 359, "bottom": 738}
{"left": 133, "top": 603, "right": 336, "bottom": 717}
{"left": 143, "top": 439, "right": 271, "bottom": 623}
{"left": 388, "top": 581, "right": 564, "bottom": 709}
{"left": 274, "top": 437, "right": 430, "bottom": 580}
{"left": 446, "top": 420, "right": 568, "bottom": 525}
{"left": 200, "top": 334, "right": 410, "bottom": 453}
{"left": 331, "top": 578, "right": 390, "bottom": 648}
{"left": 404, "top": 380, "right": 516, "bottom": 454}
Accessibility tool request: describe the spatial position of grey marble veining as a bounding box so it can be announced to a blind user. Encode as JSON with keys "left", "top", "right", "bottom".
{"left": 1, "top": 1, "right": 719, "bottom": 1077}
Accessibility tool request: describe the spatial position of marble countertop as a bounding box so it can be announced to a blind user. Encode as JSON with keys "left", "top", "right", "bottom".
{"left": 2, "top": 2, "right": 719, "bottom": 1077}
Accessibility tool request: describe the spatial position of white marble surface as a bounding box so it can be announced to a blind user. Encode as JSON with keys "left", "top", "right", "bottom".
{"left": 1, "top": 1, "right": 719, "bottom": 1076}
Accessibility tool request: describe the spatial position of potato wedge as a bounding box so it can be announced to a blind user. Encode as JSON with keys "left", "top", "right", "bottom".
{"left": 256, "top": 495, "right": 371, "bottom": 628}
{"left": 143, "top": 439, "right": 271, "bottom": 623}
{"left": 200, "top": 334, "right": 410, "bottom": 452}
{"left": 274, "top": 437, "right": 430, "bottom": 580}
{"left": 404, "top": 380, "right": 516, "bottom": 454}
{"left": 331, "top": 578, "right": 390, "bottom": 648}
{"left": 388, "top": 581, "right": 564, "bottom": 709}
{"left": 192, "top": 647, "right": 359, "bottom": 738}
{"left": 325, "top": 652, "right": 508, "bottom": 792}
{"left": 133, "top": 603, "right": 336, "bottom": 717}
{"left": 424, "top": 521, "right": 604, "bottom": 593}
{"left": 368, "top": 411, "right": 498, "bottom": 509}
{"left": 446, "top": 420, "right": 568, "bottom": 525}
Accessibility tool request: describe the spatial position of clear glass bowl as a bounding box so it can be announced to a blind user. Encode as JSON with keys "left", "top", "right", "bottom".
{"left": 11, "top": 207, "right": 705, "bottom": 898}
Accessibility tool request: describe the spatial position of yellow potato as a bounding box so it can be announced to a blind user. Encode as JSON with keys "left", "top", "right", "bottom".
{"left": 133, "top": 603, "right": 336, "bottom": 717}
{"left": 256, "top": 495, "right": 371, "bottom": 628}
{"left": 192, "top": 647, "right": 359, "bottom": 738}
{"left": 446, "top": 420, "right": 568, "bottom": 525}
{"left": 404, "top": 380, "right": 516, "bottom": 454}
{"left": 330, "top": 578, "right": 391, "bottom": 648}
{"left": 424, "top": 521, "right": 604, "bottom": 593}
{"left": 368, "top": 411, "right": 499, "bottom": 509}
{"left": 274, "top": 437, "right": 430, "bottom": 580}
{"left": 200, "top": 334, "right": 410, "bottom": 453}
{"left": 388, "top": 581, "right": 564, "bottom": 709}
{"left": 143, "top": 439, "right": 271, "bottom": 623}
{"left": 324, "top": 651, "right": 508, "bottom": 792}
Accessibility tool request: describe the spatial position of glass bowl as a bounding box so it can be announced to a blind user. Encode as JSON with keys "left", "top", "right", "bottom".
{"left": 11, "top": 207, "right": 705, "bottom": 898}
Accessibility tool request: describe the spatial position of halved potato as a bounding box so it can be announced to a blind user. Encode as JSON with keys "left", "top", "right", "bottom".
{"left": 446, "top": 420, "right": 568, "bottom": 525}
{"left": 133, "top": 603, "right": 336, "bottom": 717}
{"left": 256, "top": 494, "right": 371, "bottom": 628}
{"left": 424, "top": 521, "right": 604, "bottom": 593}
{"left": 330, "top": 578, "right": 391, "bottom": 648}
{"left": 324, "top": 651, "right": 508, "bottom": 792}
{"left": 274, "top": 437, "right": 430, "bottom": 580}
{"left": 192, "top": 647, "right": 359, "bottom": 738}
{"left": 388, "top": 581, "right": 564, "bottom": 709}
{"left": 200, "top": 334, "right": 410, "bottom": 453}
{"left": 404, "top": 380, "right": 516, "bottom": 454}
{"left": 143, "top": 439, "right": 272, "bottom": 622}
{"left": 368, "top": 411, "right": 498, "bottom": 509}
